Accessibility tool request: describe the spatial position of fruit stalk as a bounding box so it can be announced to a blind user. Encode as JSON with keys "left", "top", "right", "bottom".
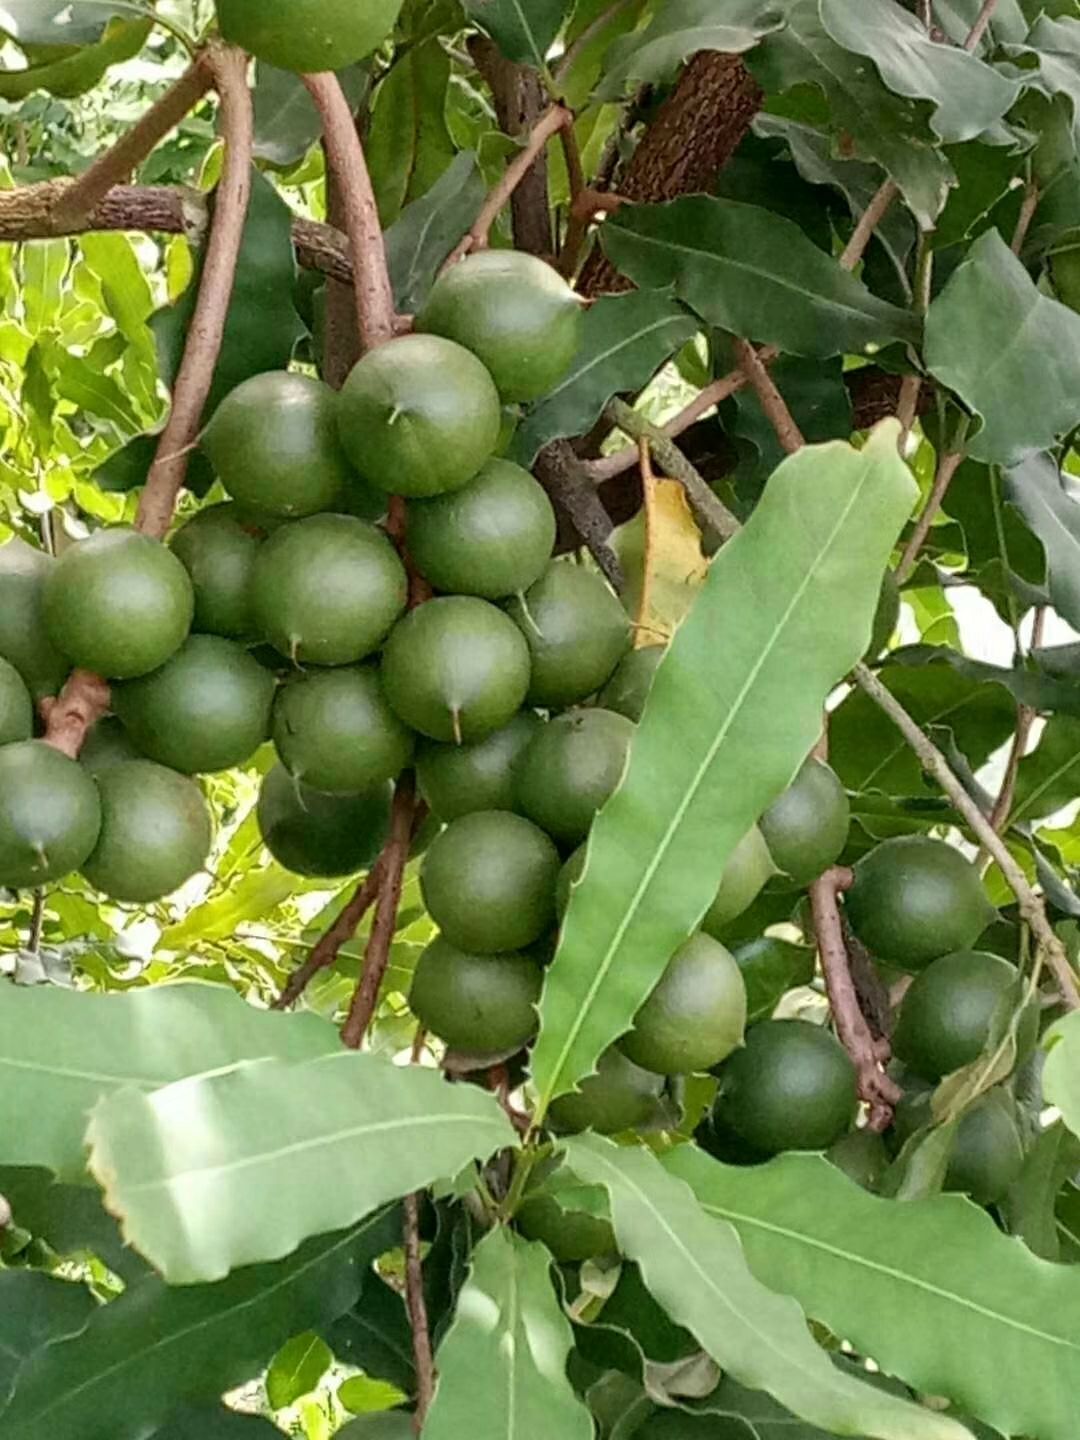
{"left": 302, "top": 71, "right": 397, "bottom": 351}
{"left": 809, "top": 866, "right": 901, "bottom": 1131}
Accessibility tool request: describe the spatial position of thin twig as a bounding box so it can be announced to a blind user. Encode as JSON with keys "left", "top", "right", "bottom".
{"left": 895, "top": 238, "right": 933, "bottom": 445}
{"left": 853, "top": 661, "right": 1080, "bottom": 1011}
{"left": 273, "top": 859, "right": 385, "bottom": 1010}
{"left": 734, "top": 339, "right": 804, "bottom": 454}
{"left": 403, "top": 1190, "right": 435, "bottom": 1429}
{"left": 303, "top": 72, "right": 396, "bottom": 352}
{"left": 27, "top": 890, "right": 45, "bottom": 954}
{"left": 1011, "top": 180, "right": 1040, "bottom": 256}
{"left": 557, "top": 121, "right": 590, "bottom": 278}
{"left": 635, "top": 438, "right": 659, "bottom": 639}
{"left": 605, "top": 398, "right": 740, "bottom": 540}
{"left": 986, "top": 607, "right": 1046, "bottom": 838}
{"left": 839, "top": 179, "right": 899, "bottom": 273}
{"left": 444, "top": 105, "right": 573, "bottom": 268}
{"left": 341, "top": 777, "right": 420, "bottom": 1048}
{"left": 810, "top": 866, "right": 901, "bottom": 1131}
{"left": 964, "top": 0, "right": 998, "bottom": 49}
{"left": 51, "top": 56, "right": 213, "bottom": 229}
{"left": 894, "top": 449, "right": 965, "bottom": 584}
{"left": 137, "top": 43, "right": 253, "bottom": 539}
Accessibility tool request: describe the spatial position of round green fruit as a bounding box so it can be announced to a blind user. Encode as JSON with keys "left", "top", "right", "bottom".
{"left": 216, "top": 0, "right": 403, "bottom": 73}
{"left": 516, "top": 1193, "right": 616, "bottom": 1262}
{"left": 81, "top": 760, "right": 211, "bottom": 903}
{"left": 845, "top": 836, "right": 996, "bottom": 971}
{"left": 759, "top": 758, "right": 850, "bottom": 886}
{"left": 701, "top": 827, "right": 775, "bottom": 937}
{"left": 715, "top": 1019, "right": 857, "bottom": 1155}
{"left": 420, "top": 810, "right": 559, "bottom": 953}
{"left": 598, "top": 644, "right": 664, "bottom": 722}
{"left": 0, "top": 658, "right": 33, "bottom": 748}
{"left": 337, "top": 335, "right": 501, "bottom": 497}
{"left": 272, "top": 666, "right": 414, "bottom": 793}
{"left": 381, "top": 597, "right": 531, "bottom": 743}
{"left": 79, "top": 718, "right": 142, "bottom": 775}
{"left": 257, "top": 764, "right": 390, "bottom": 878}
{"left": 515, "top": 707, "right": 634, "bottom": 846}
{"left": 416, "top": 250, "right": 583, "bottom": 403}
{"left": 0, "top": 541, "right": 69, "bottom": 699}
{"left": 893, "top": 950, "right": 1038, "bottom": 1081}
{"left": 945, "top": 1089, "right": 1025, "bottom": 1205}
{"left": 169, "top": 504, "right": 262, "bottom": 640}
{"left": 0, "top": 741, "right": 101, "bottom": 889}
{"left": 203, "top": 372, "right": 353, "bottom": 518}
{"left": 405, "top": 460, "right": 556, "bottom": 600}
{"left": 508, "top": 563, "right": 631, "bottom": 708}
{"left": 251, "top": 514, "right": 406, "bottom": 666}
{"left": 43, "top": 527, "right": 194, "bottom": 680}
{"left": 409, "top": 936, "right": 542, "bottom": 1054}
{"left": 556, "top": 842, "right": 586, "bottom": 921}
{"left": 620, "top": 933, "right": 747, "bottom": 1076}
{"left": 548, "top": 1047, "right": 665, "bottom": 1135}
{"left": 827, "top": 1128, "right": 889, "bottom": 1191}
{"left": 416, "top": 711, "right": 541, "bottom": 822}
{"left": 112, "top": 636, "right": 275, "bottom": 775}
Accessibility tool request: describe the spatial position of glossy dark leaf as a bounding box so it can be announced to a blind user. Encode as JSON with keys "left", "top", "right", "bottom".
{"left": 368, "top": 39, "right": 455, "bottom": 228}
{"left": 325, "top": 1274, "right": 416, "bottom": 1396}
{"left": 152, "top": 1409, "right": 283, "bottom": 1440}
{"left": 0, "top": 1166, "right": 148, "bottom": 1283}
{"left": 461, "top": 0, "right": 571, "bottom": 69}
{"left": 386, "top": 151, "right": 485, "bottom": 313}
{"left": 0, "top": 9, "right": 150, "bottom": 100}
{"left": 1003, "top": 454, "right": 1080, "bottom": 631}
{"left": 0, "top": 1271, "right": 95, "bottom": 1411}
{"left": 265, "top": 1331, "right": 333, "bottom": 1410}
{"left": 1012, "top": 715, "right": 1080, "bottom": 824}
{"left": 253, "top": 64, "right": 371, "bottom": 170}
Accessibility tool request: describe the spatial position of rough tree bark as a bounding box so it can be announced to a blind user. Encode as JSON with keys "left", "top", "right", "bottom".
{"left": 469, "top": 36, "right": 554, "bottom": 258}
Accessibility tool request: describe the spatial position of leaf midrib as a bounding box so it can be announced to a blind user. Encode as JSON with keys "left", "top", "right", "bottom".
{"left": 537, "top": 311, "right": 689, "bottom": 409}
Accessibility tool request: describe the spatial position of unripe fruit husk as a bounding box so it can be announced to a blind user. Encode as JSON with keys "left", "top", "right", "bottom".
{"left": 81, "top": 760, "right": 212, "bottom": 903}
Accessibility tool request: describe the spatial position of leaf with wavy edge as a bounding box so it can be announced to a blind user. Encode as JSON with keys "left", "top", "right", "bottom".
{"left": 0, "top": 1210, "right": 399, "bottom": 1440}
{"left": 667, "top": 1144, "right": 1080, "bottom": 1440}
{"left": 531, "top": 423, "right": 915, "bottom": 1112}
{"left": 0, "top": 983, "right": 338, "bottom": 1182}
{"left": 424, "top": 1228, "right": 593, "bottom": 1440}
{"left": 0, "top": 1271, "right": 95, "bottom": 1412}
{"left": 87, "top": 1051, "right": 517, "bottom": 1283}
{"left": 561, "top": 1136, "right": 968, "bottom": 1440}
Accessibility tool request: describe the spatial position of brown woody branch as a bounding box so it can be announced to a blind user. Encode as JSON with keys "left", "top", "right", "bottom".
{"left": 894, "top": 449, "right": 965, "bottom": 584}
{"left": 810, "top": 867, "right": 901, "bottom": 1130}
{"left": 341, "top": 777, "right": 421, "bottom": 1048}
{"left": 303, "top": 72, "right": 397, "bottom": 351}
{"left": 403, "top": 1190, "right": 435, "bottom": 1429}
{"left": 734, "top": 340, "right": 805, "bottom": 455}
{"left": 273, "top": 859, "right": 386, "bottom": 1010}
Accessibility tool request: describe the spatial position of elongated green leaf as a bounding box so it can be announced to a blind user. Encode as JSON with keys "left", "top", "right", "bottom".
{"left": 1002, "top": 1121, "right": 1080, "bottom": 1262}
{"left": 386, "top": 151, "right": 485, "bottom": 314}
{"left": 266, "top": 1331, "right": 333, "bottom": 1409}
{"left": 511, "top": 290, "right": 699, "bottom": 468}
{"left": 1011, "top": 715, "right": 1080, "bottom": 824}
{"left": 0, "top": 1211, "right": 399, "bottom": 1440}
{"left": 253, "top": 63, "right": 370, "bottom": 170}
{"left": 1003, "top": 454, "right": 1080, "bottom": 630}
{"left": 87, "top": 1051, "right": 516, "bottom": 1282}
{"left": 926, "top": 230, "right": 1080, "bottom": 465}
{"left": 0, "top": 14, "right": 150, "bottom": 100}
{"left": 0, "top": 983, "right": 338, "bottom": 1182}
{"left": 602, "top": 198, "right": 918, "bottom": 358}
{"left": 368, "top": 39, "right": 455, "bottom": 228}
{"left": 153, "top": 1408, "right": 284, "bottom": 1440}
{"left": 750, "top": 0, "right": 954, "bottom": 227}
{"left": 820, "top": 0, "right": 1019, "bottom": 143}
{"left": 599, "top": 0, "right": 784, "bottom": 97}
{"left": 1043, "top": 1012, "right": 1080, "bottom": 1144}
{"left": 425, "top": 1228, "right": 592, "bottom": 1440}
{"left": 0, "top": 1272, "right": 95, "bottom": 1411}
{"left": 531, "top": 423, "right": 915, "bottom": 1111}
{"left": 327, "top": 1276, "right": 416, "bottom": 1395}
{"left": 1012, "top": 16, "right": 1080, "bottom": 156}
{"left": 461, "top": 0, "right": 570, "bottom": 69}
{"left": 0, "top": 1165, "right": 148, "bottom": 1282}
{"left": 667, "top": 1144, "right": 1080, "bottom": 1440}
{"left": 562, "top": 1137, "right": 967, "bottom": 1440}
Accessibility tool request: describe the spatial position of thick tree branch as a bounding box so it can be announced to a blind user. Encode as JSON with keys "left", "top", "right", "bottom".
{"left": 273, "top": 859, "right": 385, "bottom": 1010}
{"left": 303, "top": 72, "right": 396, "bottom": 351}
{"left": 894, "top": 449, "right": 965, "bottom": 584}
{"left": 137, "top": 44, "right": 253, "bottom": 539}
{"left": 853, "top": 661, "right": 1080, "bottom": 1010}
{"left": 536, "top": 440, "right": 624, "bottom": 588}
{"left": 40, "top": 671, "right": 111, "bottom": 759}
{"left": 50, "top": 56, "right": 214, "bottom": 229}
{"left": 810, "top": 866, "right": 901, "bottom": 1131}
{"left": 341, "top": 777, "right": 421, "bottom": 1048}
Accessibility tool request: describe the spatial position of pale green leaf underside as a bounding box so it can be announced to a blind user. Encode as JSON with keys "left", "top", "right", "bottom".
{"left": 0, "top": 983, "right": 338, "bottom": 1182}
{"left": 1011, "top": 714, "right": 1080, "bottom": 824}
{"left": 531, "top": 423, "right": 915, "bottom": 1111}
{"left": 562, "top": 1137, "right": 968, "bottom": 1440}
{"left": 925, "top": 230, "right": 1080, "bottom": 466}
{"left": 0, "top": 1211, "right": 399, "bottom": 1440}
{"left": 668, "top": 1145, "right": 1080, "bottom": 1440}
{"left": 87, "top": 1051, "right": 517, "bottom": 1283}
{"left": 1003, "top": 454, "right": 1080, "bottom": 633}
{"left": 425, "top": 1228, "right": 593, "bottom": 1440}
{"left": 1043, "top": 1012, "right": 1080, "bottom": 1146}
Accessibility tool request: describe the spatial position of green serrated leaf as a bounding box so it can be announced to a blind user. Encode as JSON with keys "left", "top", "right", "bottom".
{"left": 461, "top": 0, "right": 569, "bottom": 70}
{"left": 602, "top": 198, "right": 918, "bottom": 358}
{"left": 424, "top": 1227, "right": 593, "bottom": 1440}
{"left": 385, "top": 151, "right": 486, "bottom": 313}
{"left": 820, "top": 0, "right": 1019, "bottom": 143}
{"left": 0, "top": 1165, "right": 148, "bottom": 1283}
{"left": 511, "top": 290, "right": 698, "bottom": 468}
{"left": 1010, "top": 16, "right": 1080, "bottom": 158}
{"left": 87, "top": 1052, "right": 516, "bottom": 1282}
{"left": 563, "top": 1136, "right": 967, "bottom": 1440}
{"left": 0, "top": 982, "right": 338, "bottom": 1182}
{"left": 326, "top": 1274, "right": 416, "bottom": 1396}
{"left": 1043, "top": 1012, "right": 1080, "bottom": 1144}
{"left": 368, "top": 39, "right": 455, "bottom": 228}
{"left": 1002, "top": 1120, "right": 1080, "bottom": 1261}
{"left": 1012, "top": 714, "right": 1080, "bottom": 824}
{"left": 1002, "top": 453, "right": 1080, "bottom": 630}
{"left": 0, "top": 1210, "right": 400, "bottom": 1440}
{"left": 667, "top": 1144, "right": 1080, "bottom": 1440}
{"left": 0, "top": 1271, "right": 95, "bottom": 1411}
{"left": 598, "top": 0, "right": 783, "bottom": 97}
{"left": 926, "top": 230, "right": 1080, "bottom": 465}
{"left": 531, "top": 423, "right": 915, "bottom": 1111}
